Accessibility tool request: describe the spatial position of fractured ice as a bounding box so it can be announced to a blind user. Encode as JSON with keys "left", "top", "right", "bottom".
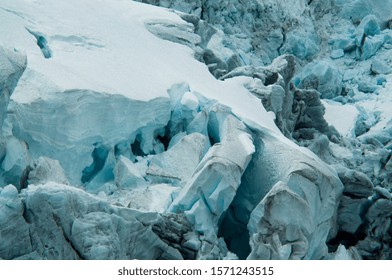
{"left": 1, "top": 0, "right": 392, "bottom": 260}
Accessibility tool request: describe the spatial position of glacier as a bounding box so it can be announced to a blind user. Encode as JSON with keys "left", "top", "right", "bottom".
{"left": 1, "top": 0, "right": 392, "bottom": 260}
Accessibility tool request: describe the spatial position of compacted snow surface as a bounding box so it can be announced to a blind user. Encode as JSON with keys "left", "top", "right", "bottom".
{"left": 0, "top": 0, "right": 391, "bottom": 260}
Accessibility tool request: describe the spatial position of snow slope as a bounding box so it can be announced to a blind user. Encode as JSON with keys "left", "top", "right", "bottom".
{"left": 322, "top": 100, "right": 359, "bottom": 137}
{"left": 0, "top": 0, "right": 277, "bottom": 130}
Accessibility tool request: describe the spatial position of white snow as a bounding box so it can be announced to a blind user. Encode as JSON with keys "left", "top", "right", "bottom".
{"left": 0, "top": 0, "right": 279, "bottom": 134}
{"left": 322, "top": 100, "right": 359, "bottom": 137}
{"left": 180, "top": 91, "right": 199, "bottom": 111}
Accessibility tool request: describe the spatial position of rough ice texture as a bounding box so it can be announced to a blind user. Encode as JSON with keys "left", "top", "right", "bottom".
{"left": 1, "top": 0, "right": 392, "bottom": 260}
{"left": 1, "top": 183, "right": 207, "bottom": 260}
{"left": 0, "top": 47, "right": 26, "bottom": 128}
{"left": 242, "top": 134, "right": 343, "bottom": 260}
{"left": 0, "top": 185, "right": 32, "bottom": 259}
{"left": 7, "top": 91, "right": 171, "bottom": 186}
{"left": 371, "top": 58, "right": 391, "bottom": 74}
{"left": 132, "top": 0, "right": 392, "bottom": 260}
{"left": 27, "top": 157, "right": 69, "bottom": 186}
{"left": 137, "top": 0, "right": 321, "bottom": 65}
{"left": 296, "top": 60, "right": 343, "bottom": 99}
{"left": 336, "top": 0, "right": 392, "bottom": 27}
{"left": 146, "top": 133, "right": 210, "bottom": 185}
{"left": 169, "top": 111, "right": 256, "bottom": 236}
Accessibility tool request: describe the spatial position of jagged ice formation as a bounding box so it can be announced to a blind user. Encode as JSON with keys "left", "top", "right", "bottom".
{"left": 1, "top": 0, "right": 392, "bottom": 260}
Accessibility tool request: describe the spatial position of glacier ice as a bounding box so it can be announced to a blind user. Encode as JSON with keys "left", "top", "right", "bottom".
{"left": 27, "top": 156, "right": 69, "bottom": 186}
{"left": 0, "top": 48, "right": 27, "bottom": 188}
{"left": 359, "top": 34, "right": 385, "bottom": 60}
{"left": 0, "top": 185, "right": 32, "bottom": 259}
{"left": 279, "top": 27, "right": 320, "bottom": 60}
{"left": 1, "top": 181, "right": 228, "bottom": 260}
{"left": 132, "top": 0, "right": 392, "bottom": 260}
{"left": 146, "top": 133, "right": 210, "bottom": 185}
{"left": 336, "top": 0, "right": 392, "bottom": 27}
{"left": 296, "top": 60, "right": 343, "bottom": 99}
{"left": 16, "top": 183, "right": 204, "bottom": 260}
{"left": 1, "top": 0, "right": 392, "bottom": 260}
{"left": 144, "top": 18, "right": 202, "bottom": 50}
{"left": 0, "top": 47, "right": 26, "bottom": 128}
{"left": 5, "top": 90, "right": 171, "bottom": 186}
{"left": 355, "top": 15, "right": 381, "bottom": 48}
{"left": 330, "top": 49, "right": 345, "bottom": 59}
{"left": 337, "top": 195, "right": 367, "bottom": 234}
{"left": 114, "top": 156, "right": 147, "bottom": 190}
{"left": 169, "top": 111, "right": 255, "bottom": 236}
{"left": 222, "top": 130, "right": 344, "bottom": 260}
{"left": 371, "top": 58, "right": 392, "bottom": 75}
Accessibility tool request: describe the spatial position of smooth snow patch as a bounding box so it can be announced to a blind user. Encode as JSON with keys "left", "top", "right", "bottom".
{"left": 322, "top": 100, "right": 359, "bottom": 137}
{"left": 238, "top": 133, "right": 255, "bottom": 155}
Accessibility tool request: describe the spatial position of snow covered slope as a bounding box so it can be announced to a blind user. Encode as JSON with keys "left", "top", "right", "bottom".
{"left": 0, "top": 0, "right": 282, "bottom": 186}
{"left": 0, "top": 0, "right": 390, "bottom": 260}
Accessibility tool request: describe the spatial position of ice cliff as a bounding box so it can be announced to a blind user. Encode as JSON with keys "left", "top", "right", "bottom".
{"left": 0, "top": 0, "right": 391, "bottom": 260}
